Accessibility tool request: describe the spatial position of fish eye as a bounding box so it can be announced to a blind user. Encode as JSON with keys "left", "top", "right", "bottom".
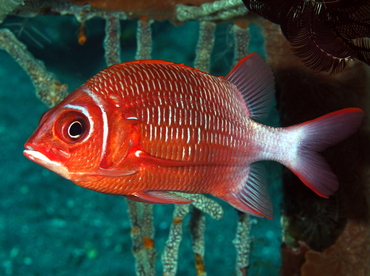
{"left": 68, "top": 120, "right": 84, "bottom": 139}
{"left": 56, "top": 112, "right": 90, "bottom": 143}
{"left": 64, "top": 118, "right": 87, "bottom": 142}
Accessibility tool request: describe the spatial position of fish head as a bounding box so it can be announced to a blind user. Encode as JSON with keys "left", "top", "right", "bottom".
{"left": 23, "top": 88, "right": 111, "bottom": 182}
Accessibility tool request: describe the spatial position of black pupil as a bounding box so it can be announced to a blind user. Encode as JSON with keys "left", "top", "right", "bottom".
{"left": 69, "top": 121, "right": 83, "bottom": 138}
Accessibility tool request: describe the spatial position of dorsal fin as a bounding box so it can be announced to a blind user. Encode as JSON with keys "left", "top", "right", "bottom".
{"left": 226, "top": 53, "right": 275, "bottom": 121}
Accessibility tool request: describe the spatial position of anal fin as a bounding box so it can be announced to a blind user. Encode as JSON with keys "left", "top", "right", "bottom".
{"left": 125, "top": 190, "right": 194, "bottom": 204}
{"left": 219, "top": 162, "right": 273, "bottom": 218}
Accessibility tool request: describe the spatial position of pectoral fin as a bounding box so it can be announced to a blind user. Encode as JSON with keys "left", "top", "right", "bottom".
{"left": 100, "top": 114, "right": 141, "bottom": 170}
{"left": 135, "top": 150, "right": 206, "bottom": 167}
{"left": 70, "top": 168, "right": 137, "bottom": 181}
{"left": 125, "top": 191, "right": 194, "bottom": 204}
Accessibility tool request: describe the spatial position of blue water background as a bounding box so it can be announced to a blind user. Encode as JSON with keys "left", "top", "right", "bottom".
{"left": 0, "top": 15, "right": 281, "bottom": 275}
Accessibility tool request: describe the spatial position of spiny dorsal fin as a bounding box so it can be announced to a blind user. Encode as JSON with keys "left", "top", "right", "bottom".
{"left": 226, "top": 53, "right": 275, "bottom": 122}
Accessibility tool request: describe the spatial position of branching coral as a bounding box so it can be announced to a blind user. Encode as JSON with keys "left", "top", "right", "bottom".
{"left": 0, "top": 0, "right": 24, "bottom": 23}
{"left": 176, "top": 0, "right": 247, "bottom": 22}
{"left": 0, "top": 28, "right": 68, "bottom": 107}
{"left": 194, "top": 21, "right": 216, "bottom": 73}
{"left": 0, "top": 1, "right": 274, "bottom": 275}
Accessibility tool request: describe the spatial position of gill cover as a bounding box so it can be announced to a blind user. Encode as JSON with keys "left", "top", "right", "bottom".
{"left": 81, "top": 87, "right": 142, "bottom": 172}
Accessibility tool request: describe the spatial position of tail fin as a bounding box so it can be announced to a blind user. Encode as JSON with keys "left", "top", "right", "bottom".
{"left": 285, "top": 108, "right": 363, "bottom": 198}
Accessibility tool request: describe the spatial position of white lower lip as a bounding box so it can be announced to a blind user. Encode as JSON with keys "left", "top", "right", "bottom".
{"left": 24, "top": 149, "right": 49, "bottom": 162}
{"left": 23, "top": 149, "right": 71, "bottom": 180}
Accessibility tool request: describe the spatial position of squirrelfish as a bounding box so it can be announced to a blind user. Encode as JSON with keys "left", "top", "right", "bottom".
{"left": 24, "top": 53, "right": 363, "bottom": 218}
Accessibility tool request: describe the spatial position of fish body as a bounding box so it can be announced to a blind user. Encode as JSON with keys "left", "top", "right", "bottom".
{"left": 24, "top": 54, "right": 364, "bottom": 218}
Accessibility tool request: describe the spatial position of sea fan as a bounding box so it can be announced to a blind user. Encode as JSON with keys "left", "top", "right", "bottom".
{"left": 302, "top": 219, "right": 370, "bottom": 275}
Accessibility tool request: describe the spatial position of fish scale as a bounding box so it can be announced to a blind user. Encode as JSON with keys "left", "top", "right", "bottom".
{"left": 81, "top": 61, "right": 256, "bottom": 194}
{"left": 91, "top": 62, "right": 252, "bottom": 166}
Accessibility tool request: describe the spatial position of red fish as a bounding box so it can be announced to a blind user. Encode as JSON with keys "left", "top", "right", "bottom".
{"left": 24, "top": 53, "right": 363, "bottom": 218}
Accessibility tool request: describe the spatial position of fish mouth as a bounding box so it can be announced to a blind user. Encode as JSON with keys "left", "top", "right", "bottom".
{"left": 24, "top": 143, "right": 71, "bottom": 180}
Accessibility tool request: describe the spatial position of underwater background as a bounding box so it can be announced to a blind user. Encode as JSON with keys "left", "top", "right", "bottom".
{"left": 0, "top": 15, "right": 283, "bottom": 276}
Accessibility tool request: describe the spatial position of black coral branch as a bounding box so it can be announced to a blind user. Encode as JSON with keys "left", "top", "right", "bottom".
{"left": 243, "top": 0, "right": 370, "bottom": 73}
